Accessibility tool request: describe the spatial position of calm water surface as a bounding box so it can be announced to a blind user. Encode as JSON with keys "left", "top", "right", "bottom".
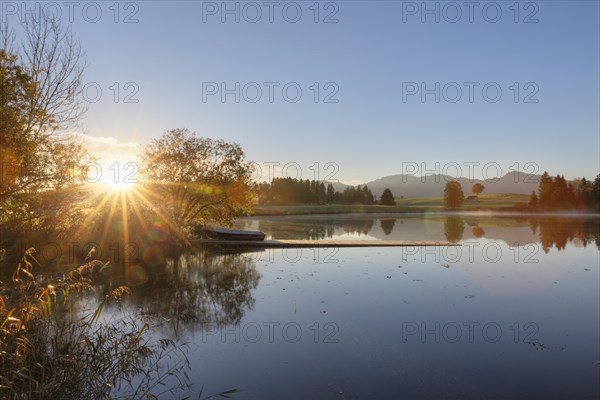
{"left": 107, "top": 214, "right": 599, "bottom": 399}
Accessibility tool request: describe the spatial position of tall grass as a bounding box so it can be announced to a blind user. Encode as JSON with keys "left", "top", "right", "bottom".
{"left": 0, "top": 248, "right": 191, "bottom": 399}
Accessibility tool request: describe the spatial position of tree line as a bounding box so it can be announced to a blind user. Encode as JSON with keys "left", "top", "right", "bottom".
{"left": 529, "top": 172, "right": 600, "bottom": 210}
{"left": 254, "top": 178, "right": 379, "bottom": 205}
{"left": 441, "top": 173, "right": 600, "bottom": 210}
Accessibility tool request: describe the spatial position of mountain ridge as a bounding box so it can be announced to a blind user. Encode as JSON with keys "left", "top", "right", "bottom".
{"left": 328, "top": 171, "right": 542, "bottom": 198}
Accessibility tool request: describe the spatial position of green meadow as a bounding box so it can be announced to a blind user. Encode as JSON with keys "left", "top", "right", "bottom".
{"left": 250, "top": 193, "right": 531, "bottom": 216}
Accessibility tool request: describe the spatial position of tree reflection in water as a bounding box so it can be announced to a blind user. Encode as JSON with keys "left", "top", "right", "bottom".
{"left": 439, "top": 215, "right": 599, "bottom": 251}
{"left": 537, "top": 217, "right": 600, "bottom": 252}
{"left": 380, "top": 219, "right": 396, "bottom": 236}
{"left": 254, "top": 218, "right": 375, "bottom": 240}
{"left": 471, "top": 225, "right": 485, "bottom": 238}
{"left": 444, "top": 216, "right": 466, "bottom": 243}
{"left": 131, "top": 251, "right": 261, "bottom": 334}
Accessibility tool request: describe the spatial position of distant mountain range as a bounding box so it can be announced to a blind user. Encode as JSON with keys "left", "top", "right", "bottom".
{"left": 329, "top": 172, "right": 542, "bottom": 198}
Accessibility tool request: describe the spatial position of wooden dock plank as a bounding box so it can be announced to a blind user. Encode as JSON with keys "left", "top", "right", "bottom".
{"left": 193, "top": 239, "right": 459, "bottom": 248}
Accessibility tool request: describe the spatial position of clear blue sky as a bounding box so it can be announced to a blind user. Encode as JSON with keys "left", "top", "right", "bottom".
{"left": 4, "top": 1, "right": 599, "bottom": 183}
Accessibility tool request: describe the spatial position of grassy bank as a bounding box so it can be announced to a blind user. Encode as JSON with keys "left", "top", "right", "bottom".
{"left": 250, "top": 193, "right": 530, "bottom": 216}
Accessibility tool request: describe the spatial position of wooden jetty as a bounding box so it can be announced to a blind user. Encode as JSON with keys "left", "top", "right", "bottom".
{"left": 192, "top": 239, "right": 459, "bottom": 248}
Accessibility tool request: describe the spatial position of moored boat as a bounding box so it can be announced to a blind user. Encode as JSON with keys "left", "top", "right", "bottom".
{"left": 197, "top": 227, "right": 266, "bottom": 241}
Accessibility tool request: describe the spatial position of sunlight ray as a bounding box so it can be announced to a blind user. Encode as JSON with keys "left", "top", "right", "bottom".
{"left": 99, "top": 191, "right": 120, "bottom": 247}
{"left": 124, "top": 188, "right": 150, "bottom": 234}
{"left": 119, "top": 191, "right": 130, "bottom": 264}
{"left": 132, "top": 184, "right": 192, "bottom": 245}
{"left": 71, "top": 188, "right": 119, "bottom": 241}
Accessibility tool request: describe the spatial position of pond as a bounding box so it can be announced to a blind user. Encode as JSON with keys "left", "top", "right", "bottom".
{"left": 86, "top": 214, "right": 600, "bottom": 398}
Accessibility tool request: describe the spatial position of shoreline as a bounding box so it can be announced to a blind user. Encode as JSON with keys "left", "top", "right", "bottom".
{"left": 248, "top": 205, "right": 600, "bottom": 218}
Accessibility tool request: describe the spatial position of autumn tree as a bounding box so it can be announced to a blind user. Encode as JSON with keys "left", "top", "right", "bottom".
{"left": 593, "top": 174, "right": 600, "bottom": 206}
{"left": 534, "top": 172, "right": 600, "bottom": 210}
{"left": 538, "top": 172, "right": 553, "bottom": 208}
{"left": 1, "top": 18, "right": 92, "bottom": 236}
{"left": 528, "top": 191, "right": 538, "bottom": 208}
{"left": 575, "top": 175, "right": 599, "bottom": 208}
{"left": 550, "top": 175, "right": 569, "bottom": 208}
{"left": 443, "top": 181, "right": 465, "bottom": 209}
{"left": 471, "top": 183, "right": 485, "bottom": 195}
{"left": 576, "top": 177, "right": 592, "bottom": 205}
{"left": 141, "top": 128, "right": 254, "bottom": 231}
{"left": 0, "top": 48, "right": 32, "bottom": 197}
{"left": 1, "top": 20, "right": 88, "bottom": 197}
{"left": 380, "top": 188, "right": 396, "bottom": 206}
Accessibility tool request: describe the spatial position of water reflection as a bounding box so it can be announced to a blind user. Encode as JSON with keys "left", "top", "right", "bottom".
{"left": 234, "top": 214, "right": 600, "bottom": 251}
{"left": 76, "top": 215, "right": 598, "bottom": 398}
{"left": 443, "top": 216, "right": 465, "bottom": 243}
{"left": 471, "top": 225, "right": 485, "bottom": 238}
{"left": 537, "top": 217, "right": 600, "bottom": 252}
{"left": 82, "top": 214, "right": 600, "bottom": 337}
{"left": 129, "top": 251, "right": 260, "bottom": 333}
{"left": 236, "top": 217, "right": 375, "bottom": 240}
{"left": 379, "top": 219, "right": 396, "bottom": 235}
